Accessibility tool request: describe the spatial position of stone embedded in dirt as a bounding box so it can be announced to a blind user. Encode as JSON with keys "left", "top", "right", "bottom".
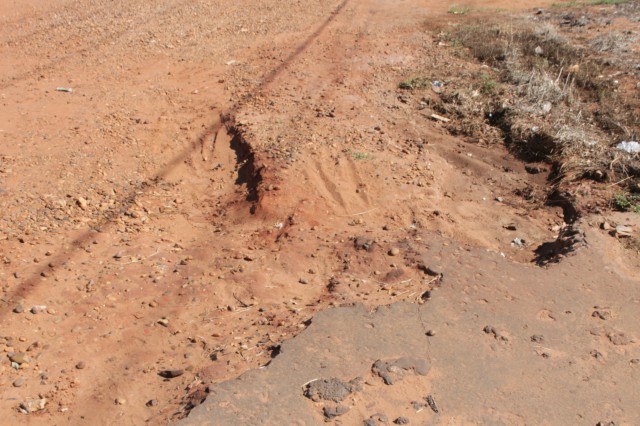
{"left": 607, "top": 331, "right": 635, "bottom": 346}
{"left": 304, "top": 377, "right": 362, "bottom": 402}
{"left": 388, "top": 247, "right": 400, "bottom": 256}
{"left": 298, "top": 278, "right": 309, "bottom": 285}
{"left": 615, "top": 225, "right": 633, "bottom": 237}
{"left": 372, "top": 357, "right": 430, "bottom": 385}
{"left": 425, "top": 394, "right": 439, "bottom": 413}
{"left": 159, "top": 369, "right": 184, "bottom": 378}
{"left": 19, "top": 398, "right": 46, "bottom": 414}
{"left": 592, "top": 310, "right": 611, "bottom": 320}
{"left": 146, "top": 399, "right": 159, "bottom": 407}
{"left": 525, "top": 165, "right": 545, "bottom": 174}
{"left": 394, "top": 417, "right": 410, "bottom": 425}
{"left": 13, "top": 377, "right": 25, "bottom": 387}
{"left": 354, "top": 236, "right": 375, "bottom": 252}
{"left": 327, "top": 277, "right": 341, "bottom": 293}
{"left": 600, "top": 222, "right": 611, "bottom": 231}
{"left": 411, "top": 401, "right": 424, "bottom": 411}
{"left": 503, "top": 224, "right": 517, "bottom": 231}
{"left": 323, "top": 405, "right": 350, "bottom": 419}
{"left": 483, "top": 325, "right": 509, "bottom": 342}
{"left": 115, "top": 398, "right": 126, "bottom": 405}
{"left": 76, "top": 361, "right": 86, "bottom": 369}
{"left": 9, "top": 352, "right": 28, "bottom": 364}
{"left": 76, "top": 196, "right": 88, "bottom": 210}
{"left": 13, "top": 304, "right": 24, "bottom": 314}
{"left": 383, "top": 268, "right": 406, "bottom": 283}
{"left": 158, "top": 318, "right": 169, "bottom": 327}
{"left": 425, "top": 329, "right": 436, "bottom": 336}
{"left": 365, "top": 413, "right": 389, "bottom": 426}
{"left": 30, "top": 305, "right": 47, "bottom": 314}
{"left": 530, "top": 334, "right": 544, "bottom": 343}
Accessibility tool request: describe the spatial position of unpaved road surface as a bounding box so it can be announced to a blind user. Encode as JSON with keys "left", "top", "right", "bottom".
{"left": 1, "top": 0, "right": 639, "bottom": 424}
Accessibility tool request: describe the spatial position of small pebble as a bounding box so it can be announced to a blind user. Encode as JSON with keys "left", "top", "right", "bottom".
{"left": 394, "top": 417, "right": 410, "bottom": 425}
{"left": 13, "top": 304, "right": 24, "bottom": 314}
{"left": 146, "top": 399, "right": 158, "bottom": 407}
{"left": 298, "top": 278, "right": 309, "bottom": 285}
{"left": 76, "top": 361, "right": 86, "bottom": 370}
{"left": 388, "top": 248, "right": 400, "bottom": 256}
{"left": 30, "top": 306, "right": 47, "bottom": 314}
{"left": 115, "top": 398, "right": 126, "bottom": 405}
{"left": 13, "top": 377, "right": 25, "bottom": 387}
{"left": 426, "top": 330, "right": 436, "bottom": 336}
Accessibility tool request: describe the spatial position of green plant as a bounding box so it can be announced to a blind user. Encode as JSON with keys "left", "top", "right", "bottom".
{"left": 343, "top": 149, "right": 370, "bottom": 160}
{"left": 589, "top": 0, "right": 627, "bottom": 5}
{"left": 479, "top": 73, "right": 499, "bottom": 94}
{"left": 613, "top": 192, "right": 640, "bottom": 213}
{"left": 448, "top": 5, "right": 472, "bottom": 14}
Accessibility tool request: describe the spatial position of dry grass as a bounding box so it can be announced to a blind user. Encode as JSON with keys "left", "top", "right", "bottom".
{"left": 590, "top": 31, "right": 628, "bottom": 52}
{"left": 434, "top": 18, "right": 640, "bottom": 188}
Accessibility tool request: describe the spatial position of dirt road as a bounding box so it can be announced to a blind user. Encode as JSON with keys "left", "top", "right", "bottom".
{"left": 1, "top": 0, "right": 639, "bottom": 424}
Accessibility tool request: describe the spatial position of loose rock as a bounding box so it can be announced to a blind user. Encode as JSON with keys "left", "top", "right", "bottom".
{"left": 159, "top": 369, "right": 184, "bottom": 378}
{"left": 323, "top": 405, "right": 350, "bottom": 419}
{"left": 19, "top": 398, "right": 46, "bottom": 413}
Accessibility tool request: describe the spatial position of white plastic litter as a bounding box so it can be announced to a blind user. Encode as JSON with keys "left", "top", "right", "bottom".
{"left": 616, "top": 141, "right": 640, "bottom": 153}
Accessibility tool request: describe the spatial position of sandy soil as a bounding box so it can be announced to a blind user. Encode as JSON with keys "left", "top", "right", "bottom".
{"left": 0, "top": 0, "right": 638, "bottom": 424}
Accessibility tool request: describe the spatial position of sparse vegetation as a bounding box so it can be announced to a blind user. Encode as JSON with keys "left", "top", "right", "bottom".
{"left": 398, "top": 76, "right": 430, "bottom": 90}
{"left": 613, "top": 192, "right": 640, "bottom": 213}
{"left": 447, "top": 5, "right": 472, "bottom": 14}
{"left": 479, "top": 74, "right": 499, "bottom": 94}
{"left": 552, "top": 0, "right": 627, "bottom": 7}
{"left": 343, "top": 148, "right": 370, "bottom": 160}
{"left": 433, "top": 18, "right": 639, "bottom": 189}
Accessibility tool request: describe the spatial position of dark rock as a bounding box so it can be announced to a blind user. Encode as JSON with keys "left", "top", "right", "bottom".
{"left": 146, "top": 399, "right": 159, "bottom": 407}
{"left": 530, "top": 334, "right": 544, "bottom": 343}
{"left": 159, "top": 369, "right": 184, "bottom": 378}
{"left": 394, "top": 417, "right": 410, "bottom": 424}
{"left": 592, "top": 310, "right": 611, "bottom": 320}
{"left": 354, "top": 236, "right": 375, "bottom": 252}
{"left": 425, "top": 394, "right": 439, "bottom": 413}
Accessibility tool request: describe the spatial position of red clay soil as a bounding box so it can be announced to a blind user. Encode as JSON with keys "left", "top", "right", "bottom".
{"left": 0, "top": 0, "right": 638, "bottom": 424}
